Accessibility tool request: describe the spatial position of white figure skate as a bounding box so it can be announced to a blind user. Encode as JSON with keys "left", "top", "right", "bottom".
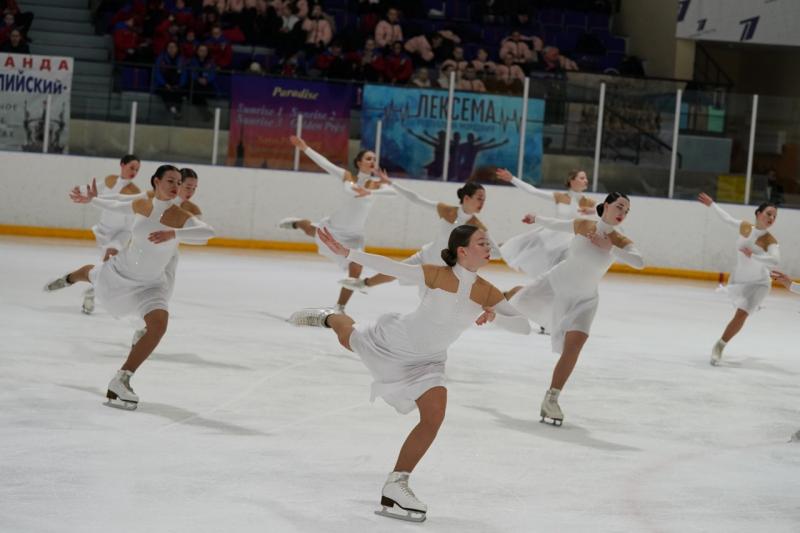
{"left": 278, "top": 217, "right": 302, "bottom": 230}
{"left": 374, "top": 471, "right": 427, "bottom": 523}
{"left": 82, "top": 287, "right": 95, "bottom": 315}
{"left": 43, "top": 273, "right": 73, "bottom": 292}
{"left": 710, "top": 339, "right": 726, "bottom": 366}
{"left": 105, "top": 370, "right": 139, "bottom": 410}
{"left": 540, "top": 388, "right": 564, "bottom": 426}
{"left": 338, "top": 277, "right": 369, "bottom": 294}
{"left": 288, "top": 308, "right": 335, "bottom": 328}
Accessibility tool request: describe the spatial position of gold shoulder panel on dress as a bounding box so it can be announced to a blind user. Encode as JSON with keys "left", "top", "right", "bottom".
{"left": 132, "top": 198, "right": 152, "bottom": 216}
{"left": 343, "top": 170, "right": 357, "bottom": 183}
{"left": 104, "top": 175, "right": 118, "bottom": 189}
{"left": 471, "top": 277, "right": 504, "bottom": 307}
{"left": 608, "top": 231, "right": 632, "bottom": 249}
{"left": 739, "top": 221, "right": 752, "bottom": 238}
{"left": 437, "top": 203, "right": 458, "bottom": 223}
{"left": 181, "top": 200, "right": 202, "bottom": 216}
{"left": 146, "top": 190, "right": 155, "bottom": 199}
{"left": 755, "top": 231, "right": 777, "bottom": 251}
{"left": 579, "top": 196, "right": 596, "bottom": 209}
{"left": 465, "top": 215, "right": 487, "bottom": 232}
{"left": 422, "top": 264, "right": 458, "bottom": 293}
{"left": 553, "top": 191, "right": 570, "bottom": 204}
{"left": 573, "top": 219, "right": 596, "bottom": 236}
{"left": 160, "top": 205, "right": 193, "bottom": 229}
{"left": 120, "top": 182, "right": 141, "bottom": 195}
{"left": 363, "top": 179, "right": 382, "bottom": 190}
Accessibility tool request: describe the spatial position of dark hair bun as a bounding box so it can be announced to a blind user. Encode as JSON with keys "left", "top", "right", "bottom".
{"left": 441, "top": 248, "right": 457, "bottom": 267}
{"left": 596, "top": 204, "right": 604, "bottom": 216}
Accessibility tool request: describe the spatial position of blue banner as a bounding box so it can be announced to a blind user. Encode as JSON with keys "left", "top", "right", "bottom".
{"left": 361, "top": 85, "right": 544, "bottom": 182}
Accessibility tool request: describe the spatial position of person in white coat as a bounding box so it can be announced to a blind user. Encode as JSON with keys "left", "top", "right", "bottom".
{"left": 278, "top": 135, "right": 395, "bottom": 312}
{"left": 698, "top": 193, "right": 779, "bottom": 365}
{"left": 507, "top": 192, "right": 644, "bottom": 426}
{"left": 289, "top": 225, "right": 529, "bottom": 522}
{"left": 44, "top": 165, "right": 214, "bottom": 409}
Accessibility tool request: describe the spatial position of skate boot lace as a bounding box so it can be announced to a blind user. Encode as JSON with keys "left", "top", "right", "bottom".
{"left": 398, "top": 480, "right": 418, "bottom": 502}
{"left": 120, "top": 373, "right": 135, "bottom": 394}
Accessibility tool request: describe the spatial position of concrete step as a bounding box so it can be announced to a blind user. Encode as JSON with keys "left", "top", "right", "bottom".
{"left": 31, "top": 43, "right": 108, "bottom": 61}
{"left": 34, "top": 18, "right": 95, "bottom": 35}
{"left": 27, "top": 5, "right": 91, "bottom": 22}
{"left": 74, "top": 60, "right": 112, "bottom": 76}
{"left": 25, "top": 0, "right": 89, "bottom": 9}
{"left": 28, "top": 31, "right": 109, "bottom": 48}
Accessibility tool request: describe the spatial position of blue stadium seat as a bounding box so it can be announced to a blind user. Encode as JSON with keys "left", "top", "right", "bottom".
{"left": 563, "top": 11, "right": 587, "bottom": 30}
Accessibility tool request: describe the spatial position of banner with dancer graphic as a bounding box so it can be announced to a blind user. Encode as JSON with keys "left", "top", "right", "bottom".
{"left": 0, "top": 53, "right": 73, "bottom": 153}
{"left": 227, "top": 75, "right": 354, "bottom": 170}
{"left": 361, "top": 85, "right": 544, "bottom": 182}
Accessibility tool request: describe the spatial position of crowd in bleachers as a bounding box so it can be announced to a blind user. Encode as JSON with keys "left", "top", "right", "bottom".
{"left": 0, "top": 0, "right": 33, "bottom": 53}
{"left": 96, "top": 0, "right": 622, "bottom": 117}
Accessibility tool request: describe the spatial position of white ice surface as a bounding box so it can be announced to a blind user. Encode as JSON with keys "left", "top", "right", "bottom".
{"left": 1, "top": 237, "right": 798, "bottom": 533}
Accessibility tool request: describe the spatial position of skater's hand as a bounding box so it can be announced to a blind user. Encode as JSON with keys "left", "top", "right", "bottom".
{"left": 317, "top": 227, "right": 349, "bottom": 257}
{"left": 476, "top": 306, "right": 496, "bottom": 326}
{"left": 698, "top": 192, "right": 713, "bottom": 206}
{"left": 376, "top": 168, "right": 391, "bottom": 185}
{"left": 289, "top": 135, "right": 308, "bottom": 151}
{"left": 148, "top": 230, "right": 176, "bottom": 243}
{"left": 352, "top": 185, "right": 371, "bottom": 198}
{"left": 739, "top": 247, "right": 753, "bottom": 258}
{"left": 69, "top": 178, "right": 98, "bottom": 203}
{"left": 770, "top": 270, "right": 793, "bottom": 289}
{"left": 102, "top": 248, "right": 118, "bottom": 262}
{"left": 496, "top": 168, "right": 514, "bottom": 182}
{"left": 522, "top": 213, "right": 536, "bottom": 224}
{"left": 588, "top": 231, "right": 612, "bottom": 251}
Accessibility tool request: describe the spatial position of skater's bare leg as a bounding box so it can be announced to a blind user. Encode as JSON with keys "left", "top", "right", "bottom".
{"left": 67, "top": 264, "right": 94, "bottom": 284}
{"left": 326, "top": 313, "right": 355, "bottom": 351}
{"left": 721, "top": 309, "right": 748, "bottom": 343}
{"left": 121, "top": 309, "right": 168, "bottom": 372}
{"left": 337, "top": 262, "right": 363, "bottom": 307}
{"left": 365, "top": 273, "right": 396, "bottom": 287}
{"left": 393, "top": 386, "right": 447, "bottom": 473}
{"left": 294, "top": 219, "right": 316, "bottom": 238}
{"left": 550, "top": 331, "right": 589, "bottom": 390}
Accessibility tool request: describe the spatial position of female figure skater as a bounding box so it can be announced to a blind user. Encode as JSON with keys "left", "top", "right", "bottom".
{"left": 698, "top": 193, "right": 779, "bottom": 365}
{"left": 340, "top": 179, "right": 496, "bottom": 293}
{"left": 770, "top": 269, "right": 800, "bottom": 443}
{"left": 496, "top": 168, "right": 595, "bottom": 279}
{"left": 278, "top": 135, "right": 395, "bottom": 312}
{"left": 507, "top": 193, "right": 644, "bottom": 426}
{"left": 43, "top": 165, "right": 214, "bottom": 409}
{"left": 82, "top": 154, "right": 142, "bottom": 314}
{"left": 289, "top": 225, "right": 529, "bottom": 522}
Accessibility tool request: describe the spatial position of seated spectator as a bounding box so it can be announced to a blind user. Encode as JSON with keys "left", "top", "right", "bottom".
{"left": 436, "top": 63, "right": 456, "bottom": 88}
{"left": 276, "top": 2, "right": 304, "bottom": 58}
{"left": 471, "top": 47, "right": 497, "bottom": 76}
{"left": 277, "top": 51, "right": 306, "bottom": 77}
{"left": 405, "top": 30, "right": 460, "bottom": 67}
{"left": 153, "top": 16, "right": 180, "bottom": 56}
{"left": 204, "top": 24, "right": 232, "bottom": 68}
{"left": 499, "top": 30, "right": 541, "bottom": 70}
{"left": 169, "top": 0, "right": 195, "bottom": 28}
{"left": 487, "top": 70, "right": 523, "bottom": 95}
{"left": 432, "top": 29, "right": 460, "bottom": 64}
{"left": 534, "top": 45, "right": 578, "bottom": 73}
{"left": 374, "top": 7, "right": 402, "bottom": 50}
{"left": 355, "top": 0, "right": 382, "bottom": 36}
{"left": 409, "top": 67, "right": 431, "bottom": 88}
{"left": 302, "top": 3, "right": 333, "bottom": 55}
{"left": 457, "top": 65, "right": 486, "bottom": 92}
{"left": 494, "top": 53, "right": 525, "bottom": 83}
{"left": 382, "top": 41, "right": 412, "bottom": 84}
{"left": 113, "top": 17, "right": 148, "bottom": 62}
{"left": 315, "top": 41, "right": 350, "bottom": 79}
{"left": 0, "top": 0, "right": 33, "bottom": 38}
{"left": 246, "top": 0, "right": 281, "bottom": 46}
{"left": 154, "top": 41, "right": 187, "bottom": 118}
{"left": 0, "top": 12, "right": 15, "bottom": 44}
{"left": 199, "top": 7, "right": 221, "bottom": 37}
{"left": 188, "top": 44, "right": 217, "bottom": 119}
{"left": 0, "top": 27, "right": 27, "bottom": 53}
{"left": 180, "top": 29, "right": 199, "bottom": 59}
{"left": 348, "top": 36, "right": 383, "bottom": 82}
{"left": 441, "top": 45, "right": 468, "bottom": 73}
{"left": 294, "top": 0, "right": 308, "bottom": 19}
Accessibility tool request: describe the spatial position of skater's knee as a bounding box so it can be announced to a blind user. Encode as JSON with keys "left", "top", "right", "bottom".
{"left": 144, "top": 310, "right": 169, "bottom": 336}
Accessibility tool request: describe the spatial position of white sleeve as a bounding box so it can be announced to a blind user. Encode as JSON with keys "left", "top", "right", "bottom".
{"left": 304, "top": 147, "right": 346, "bottom": 180}
{"left": 750, "top": 243, "right": 779, "bottom": 267}
{"left": 391, "top": 182, "right": 438, "bottom": 209}
{"left": 173, "top": 217, "right": 214, "bottom": 245}
{"left": 367, "top": 184, "right": 398, "bottom": 196}
{"left": 491, "top": 299, "right": 532, "bottom": 335}
{"left": 709, "top": 202, "right": 742, "bottom": 228}
{"left": 511, "top": 177, "right": 555, "bottom": 201}
{"left": 487, "top": 234, "right": 503, "bottom": 259}
{"left": 99, "top": 191, "right": 149, "bottom": 202}
{"left": 534, "top": 215, "right": 575, "bottom": 233}
{"left": 611, "top": 243, "right": 644, "bottom": 269}
{"left": 791, "top": 282, "right": 800, "bottom": 295}
{"left": 348, "top": 249, "right": 425, "bottom": 285}
{"left": 90, "top": 196, "right": 136, "bottom": 215}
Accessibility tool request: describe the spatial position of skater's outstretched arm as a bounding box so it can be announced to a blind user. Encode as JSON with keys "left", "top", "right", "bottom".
{"left": 489, "top": 299, "right": 532, "bottom": 335}
{"left": 496, "top": 169, "right": 553, "bottom": 201}
{"left": 384, "top": 177, "right": 438, "bottom": 210}
{"left": 698, "top": 193, "right": 741, "bottom": 228}
{"left": 771, "top": 270, "right": 800, "bottom": 294}
{"left": 71, "top": 179, "right": 137, "bottom": 215}
{"left": 611, "top": 243, "right": 645, "bottom": 269}
{"left": 290, "top": 135, "right": 347, "bottom": 181}
{"left": 148, "top": 217, "right": 215, "bottom": 245}
{"left": 746, "top": 243, "right": 779, "bottom": 267}
{"left": 524, "top": 214, "right": 574, "bottom": 232}
{"left": 318, "top": 227, "right": 424, "bottom": 285}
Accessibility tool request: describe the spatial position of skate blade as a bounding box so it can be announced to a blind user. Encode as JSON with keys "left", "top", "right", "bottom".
{"left": 540, "top": 416, "right": 563, "bottom": 427}
{"left": 375, "top": 506, "right": 426, "bottom": 523}
{"left": 105, "top": 391, "right": 138, "bottom": 410}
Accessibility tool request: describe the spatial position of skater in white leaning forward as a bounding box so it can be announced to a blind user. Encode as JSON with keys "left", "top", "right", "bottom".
{"left": 43, "top": 165, "right": 214, "bottom": 409}
{"left": 289, "top": 225, "right": 530, "bottom": 522}
{"left": 506, "top": 192, "right": 644, "bottom": 426}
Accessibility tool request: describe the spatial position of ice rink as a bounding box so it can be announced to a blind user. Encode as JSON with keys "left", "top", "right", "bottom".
{"left": 1, "top": 236, "right": 798, "bottom": 533}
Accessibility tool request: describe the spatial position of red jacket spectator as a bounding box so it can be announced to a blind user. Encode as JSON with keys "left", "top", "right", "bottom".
{"left": 0, "top": 12, "right": 15, "bottom": 44}
{"left": 153, "top": 16, "right": 180, "bottom": 55}
{"left": 382, "top": 42, "right": 412, "bottom": 84}
{"left": 170, "top": 0, "right": 196, "bottom": 28}
{"left": 204, "top": 25, "right": 232, "bottom": 68}
{"left": 113, "top": 19, "right": 142, "bottom": 61}
{"left": 180, "top": 30, "right": 199, "bottom": 58}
